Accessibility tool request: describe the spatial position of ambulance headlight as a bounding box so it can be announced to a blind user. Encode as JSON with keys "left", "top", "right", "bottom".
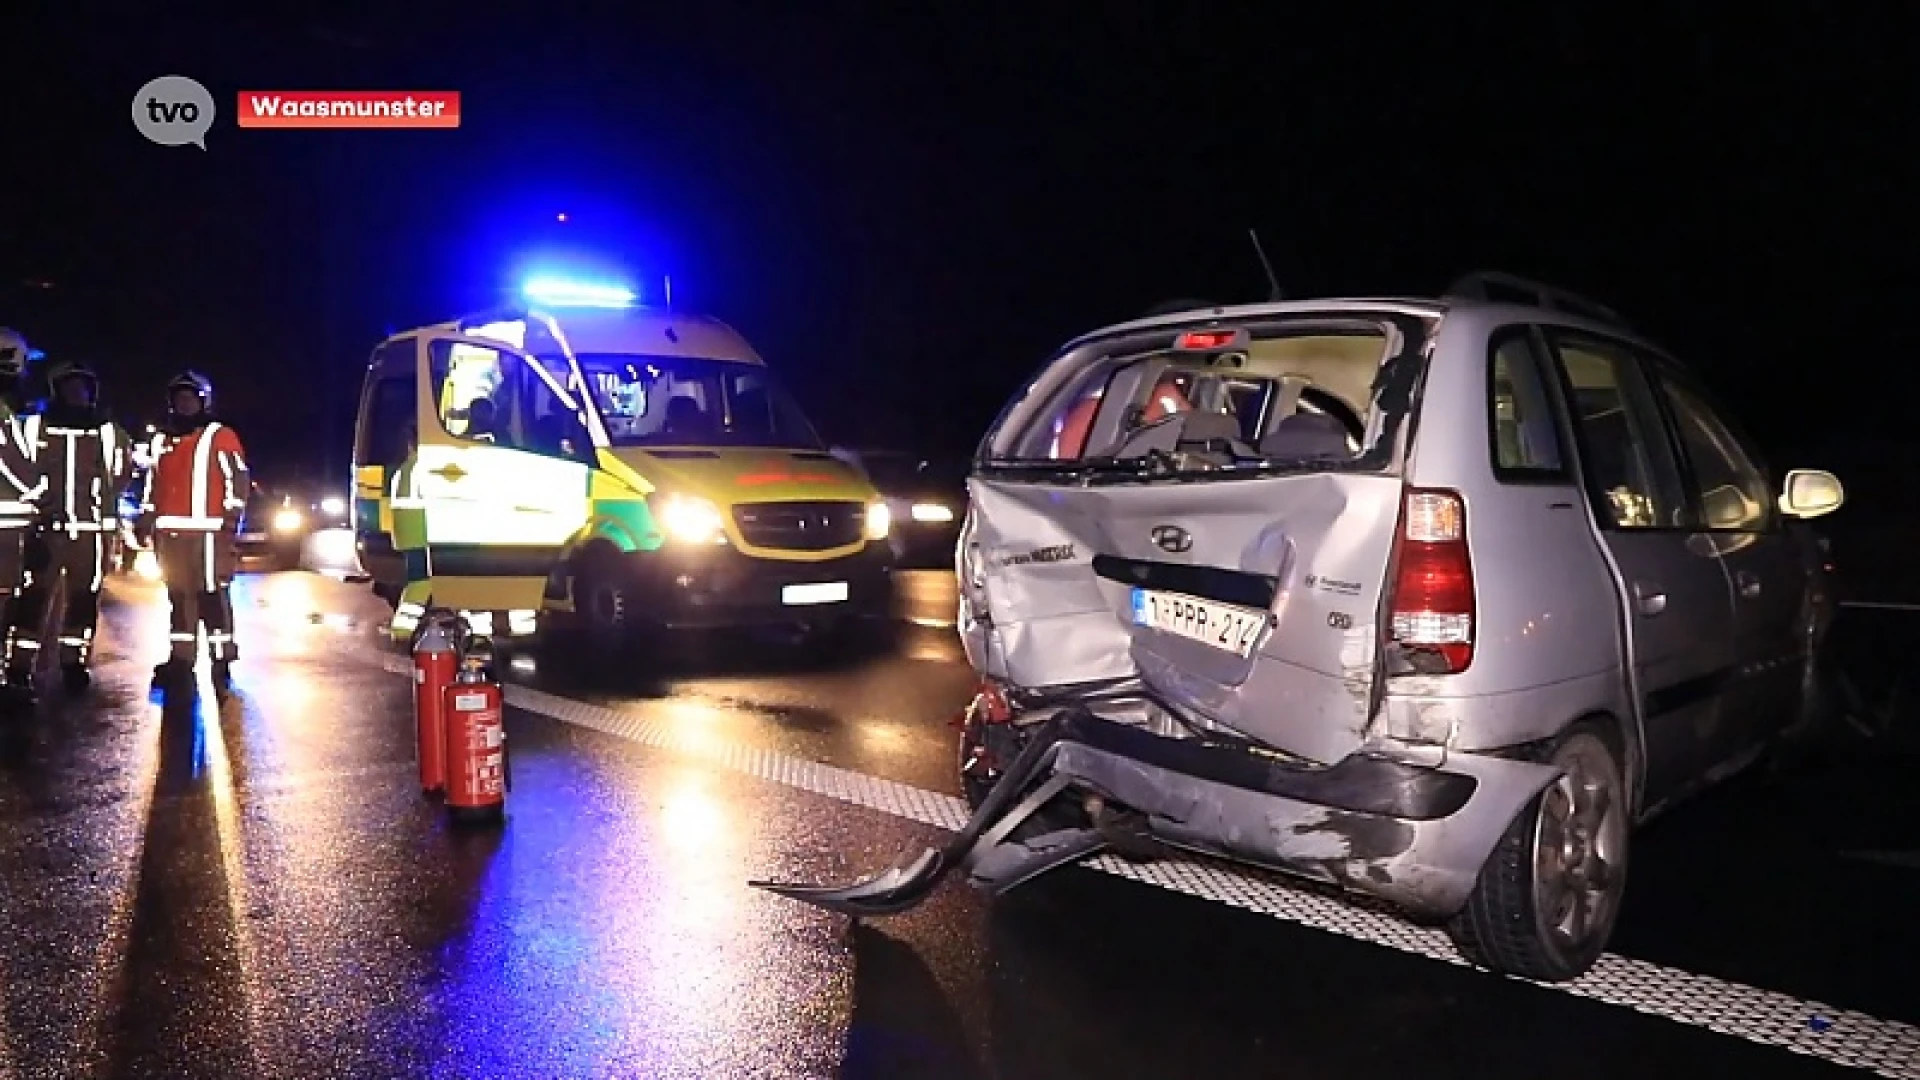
{"left": 865, "top": 502, "right": 891, "bottom": 541}
{"left": 658, "top": 493, "right": 727, "bottom": 545}
{"left": 272, "top": 508, "right": 305, "bottom": 533}
{"left": 319, "top": 496, "right": 347, "bottom": 516}
{"left": 910, "top": 502, "right": 953, "bottom": 524}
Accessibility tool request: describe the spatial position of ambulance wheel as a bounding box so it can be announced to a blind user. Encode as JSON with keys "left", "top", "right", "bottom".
{"left": 572, "top": 552, "right": 636, "bottom": 656}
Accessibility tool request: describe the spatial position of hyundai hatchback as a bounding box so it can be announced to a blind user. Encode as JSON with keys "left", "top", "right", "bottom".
{"left": 757, "top": 272, "right": 1845, "bottom": 983}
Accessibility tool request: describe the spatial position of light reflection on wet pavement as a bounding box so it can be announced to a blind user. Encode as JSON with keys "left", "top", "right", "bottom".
{"left": 0, "top": 567, "right": 1911, "bottom": 1079}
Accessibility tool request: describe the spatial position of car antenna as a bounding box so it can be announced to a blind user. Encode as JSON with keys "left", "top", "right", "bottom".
{"left": 1248, "top": 228, "right": 1283, "bottom": 301}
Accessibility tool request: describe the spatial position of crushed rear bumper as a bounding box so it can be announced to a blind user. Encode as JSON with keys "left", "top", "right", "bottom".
{"left": 1043, "top": 711, "right": 1556, "bottom": 918}
{"left": 754, "top": 704, "right": 1557, "bottom": 921}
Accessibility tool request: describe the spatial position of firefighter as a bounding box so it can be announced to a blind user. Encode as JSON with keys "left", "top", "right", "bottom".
{"left": 1050, "top": 373, "right": 1193, "bottom": 458}
{"left": 4, "top": 359, "right": 129, "bottom": 693}
{"left": 0, "top": 331, "right": 47, "bottom": 695}
{"left": 140, "top": 371, "right": 249, "bottom": 696}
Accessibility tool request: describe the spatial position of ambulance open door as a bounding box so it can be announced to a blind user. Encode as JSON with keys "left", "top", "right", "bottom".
{"left": 410, "top": 331, "right": 597, "bottom": 613}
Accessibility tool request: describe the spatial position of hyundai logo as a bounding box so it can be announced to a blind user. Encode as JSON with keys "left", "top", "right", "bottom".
{"left": 1151, "top": 525, "right": 1193, "bottom": 553}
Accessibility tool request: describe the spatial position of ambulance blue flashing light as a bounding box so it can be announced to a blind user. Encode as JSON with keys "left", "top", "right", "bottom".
{"left": 521, "top": 276, "right": 637, "bottom": 309}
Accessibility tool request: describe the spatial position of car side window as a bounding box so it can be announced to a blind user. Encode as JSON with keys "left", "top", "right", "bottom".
{"left": 1649, "top": 366, "right": 1774, "bottom": 531}
{"left": 428, "top": 340, "right": 594, "bottom": 464}
{"left": 1545, "top": 332, "right": 1688, "bottom": 530}
{"left": 1487, "top": 327, "right": 1567, "bottom": 480}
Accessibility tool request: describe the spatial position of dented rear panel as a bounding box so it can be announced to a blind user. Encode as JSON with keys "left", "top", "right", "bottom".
{"left": 958, "top": 306, "right": 1438, "bottom": 765}
{"left": 959, "top": 473, "right": 1404, "bottom": 763}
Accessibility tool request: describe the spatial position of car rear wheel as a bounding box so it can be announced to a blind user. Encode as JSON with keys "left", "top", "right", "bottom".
{"left": 1446, "top": 723, "right": 1629, "bottom": 982}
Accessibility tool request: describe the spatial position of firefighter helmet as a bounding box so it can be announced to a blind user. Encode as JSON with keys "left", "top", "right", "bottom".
{"left": 45, "top": 358, "right": 98, "bottom": 390}
{"left": 0, "top": 328, "right": 31, "bottom": 378}
{"left": 167, "top": 370, "right": 213, "bottom": 411}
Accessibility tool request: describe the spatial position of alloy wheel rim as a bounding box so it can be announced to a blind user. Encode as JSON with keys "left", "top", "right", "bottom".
{"left": 1531, "top": 740, "right": 1627, "bottom": 953}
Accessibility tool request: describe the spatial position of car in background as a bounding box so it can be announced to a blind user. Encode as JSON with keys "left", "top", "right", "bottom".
{"left": 838, "top": 450, "right": 968, "bottom": 568}
{"left": 237, "top": 483, "right": 352, "bottom": 570}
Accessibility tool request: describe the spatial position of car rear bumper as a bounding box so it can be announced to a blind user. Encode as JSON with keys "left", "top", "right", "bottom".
{"left": 623, "top": 541, "right": 894, "bottom": 631}
{"left": 1029, "top": 708, "right": 1559, "bottom": 919}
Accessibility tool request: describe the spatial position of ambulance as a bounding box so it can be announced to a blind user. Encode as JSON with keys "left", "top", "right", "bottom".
{"left": 350, "top": 276, "right": 895, "bottom": 647}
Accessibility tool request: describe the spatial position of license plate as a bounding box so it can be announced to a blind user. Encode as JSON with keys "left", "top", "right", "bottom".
{"left": 782, "top": 581, "right": 849, "bottom": 606}
{"left": 1131, "top": 587, "right": 1266, "bottom": 657}
{"left": 238, "top": 532, "right": 267, "bottom": 543}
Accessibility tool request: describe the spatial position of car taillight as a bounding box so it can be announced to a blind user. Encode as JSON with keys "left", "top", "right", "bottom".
{"left": 1388, "top": 488, "right": 1475, "bottom": 674}
{"left": 1175, "top": 329, "right": 1245, "bottom": 350}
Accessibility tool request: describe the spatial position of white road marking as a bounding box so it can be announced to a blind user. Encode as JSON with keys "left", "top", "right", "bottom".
{"left": 378, "top": 654, "right": 1920, "bottom": 1079}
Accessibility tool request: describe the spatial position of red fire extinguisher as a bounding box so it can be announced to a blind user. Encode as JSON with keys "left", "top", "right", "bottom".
{"left": 443, "top": 636, "right": 507, "bottom": 825}
{"left": 412, "top": 609, "right": 464, "bottom": 797}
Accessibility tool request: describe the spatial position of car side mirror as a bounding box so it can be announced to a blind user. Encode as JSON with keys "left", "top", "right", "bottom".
{"left": 1778, "top": 468, "right": 1844, "bottom": 519}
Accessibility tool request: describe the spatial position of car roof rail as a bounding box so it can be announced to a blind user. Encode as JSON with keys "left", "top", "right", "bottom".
{"left": 1443, "top": 270, "right": 1626, "bottom": 327}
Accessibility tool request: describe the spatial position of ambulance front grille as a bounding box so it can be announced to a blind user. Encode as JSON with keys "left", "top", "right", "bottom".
{"left": 732, "top": 501, "right": 865, "bottom": 551}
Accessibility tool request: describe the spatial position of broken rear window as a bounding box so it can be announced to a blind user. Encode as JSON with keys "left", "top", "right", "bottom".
{"left": 985, "top": 321, "right": 1397, "bottom": 478}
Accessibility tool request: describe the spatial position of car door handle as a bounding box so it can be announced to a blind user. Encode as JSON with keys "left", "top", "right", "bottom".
{"left": 429, "top": 464, "right": 466, "bottom": 481}
{"left": 1736, "top": 571, "right": 1762, "bottom": 599}
{"left": 1633, "top": 581, "right": 1667, "bottom": 616}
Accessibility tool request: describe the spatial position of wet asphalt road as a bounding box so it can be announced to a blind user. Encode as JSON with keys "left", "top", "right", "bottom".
{"left": 0, "top": 550, "right": 1916, "bottom": 1079}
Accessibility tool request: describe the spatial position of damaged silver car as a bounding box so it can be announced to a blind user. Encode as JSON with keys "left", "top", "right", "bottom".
{"left": 754, "top": 271, "right": 1846, "bottom": 982}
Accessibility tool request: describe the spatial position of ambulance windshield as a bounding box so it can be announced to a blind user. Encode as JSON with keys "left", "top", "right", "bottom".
{"left": 575, "top": 354, "right": 826, "bottom": 450}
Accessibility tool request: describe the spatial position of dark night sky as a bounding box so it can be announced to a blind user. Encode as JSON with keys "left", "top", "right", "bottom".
{"left": 4, "top": 6, "right": 1914, "bottom": 509}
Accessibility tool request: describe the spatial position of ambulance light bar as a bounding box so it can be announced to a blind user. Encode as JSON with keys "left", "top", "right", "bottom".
{"left": 521, "top": 276, "right": 637, "bottom": 309}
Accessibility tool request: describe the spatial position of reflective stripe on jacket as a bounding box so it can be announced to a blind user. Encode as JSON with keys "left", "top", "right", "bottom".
{"left": 144, "top": 422, "right": 250, "bottom": 532}
{"left": 20, "top": 413, "right": 128, "bottom": 530}
{"left": 0, "top": 407, "right": 45, "bottom": 530}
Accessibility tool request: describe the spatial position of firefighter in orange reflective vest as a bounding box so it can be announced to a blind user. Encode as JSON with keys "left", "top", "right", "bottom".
{"left": 0, "top": 330, "right": 47, "bottom": 696}
{"left": 4, "top": 359, "right": 130, "bottom": 694}
{"left": 138, "top": 371, "right": 249, "bottom": 696}
{"left": 1050, "top": 374, "right": 1192, "bottom": 458}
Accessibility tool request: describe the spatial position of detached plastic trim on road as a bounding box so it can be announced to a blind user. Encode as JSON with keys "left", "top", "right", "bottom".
{"left": 380, "top": 656, "right": 1920, "bottom": 1079}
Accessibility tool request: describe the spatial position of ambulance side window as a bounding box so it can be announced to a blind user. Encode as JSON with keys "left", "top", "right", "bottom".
{"left": 428, "top": 340, "right": 592, "bottom": 464}
{"left": 355, "top": 339, "right": 417, "bottom": 472}
{"left": 511, "top": 360, "right": 595, "bottom": 463}
{"left": 362, "top": 378, "right": 416, "bottom": 470}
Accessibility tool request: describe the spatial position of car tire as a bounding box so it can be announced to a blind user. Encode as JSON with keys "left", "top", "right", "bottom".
{"left": 1446, "top": 722, "right": 1630, "bottom": 982}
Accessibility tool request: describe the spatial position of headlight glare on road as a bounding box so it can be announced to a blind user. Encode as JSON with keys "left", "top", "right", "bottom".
{"left": 910, "top": 502, "right": 953, "bottom": 523}
{"left": 865, "top": 502, "right": 891, "bottom": 540}
{"left": 659, "top": 493, "right": 727, "bottom": 544}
